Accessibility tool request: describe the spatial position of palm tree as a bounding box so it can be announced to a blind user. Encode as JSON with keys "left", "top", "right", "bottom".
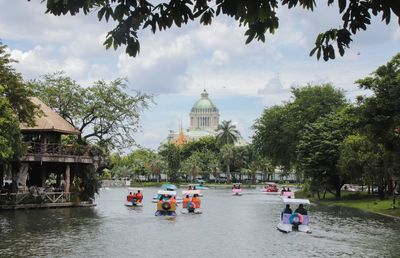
{"left": 216, "top": 120, "right": 240, "bottom": 146}
{"left": 150, "top": 155, "right": 166, "bottom": 182}
{"left": 221, "top": 144, "right": 235, "bottom": 183}
{"left": 182, "top": 155, "right": 202, "bottom": 182}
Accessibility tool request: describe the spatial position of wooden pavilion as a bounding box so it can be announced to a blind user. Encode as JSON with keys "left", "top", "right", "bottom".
{"left": 0, "top": 98, "right": 98, "bottom": 209}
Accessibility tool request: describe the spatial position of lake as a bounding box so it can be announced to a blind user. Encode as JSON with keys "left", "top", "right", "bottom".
{"left": 1, "top": 187, "right": 399, "bottom": 257}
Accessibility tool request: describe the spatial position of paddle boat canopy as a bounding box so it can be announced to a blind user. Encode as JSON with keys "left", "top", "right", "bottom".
{"left": 125, "top": 187, "right": 144, "bottom": 207}
{"left": 187, "top": 184, "right": 208, "bottom": 191}
{"left": 181, "top": 190, "right": 202, "bottom": 214}
{"left": 152, "top": 185, "right": 183, "bottom": 203}
{"left": 155, "top": 190, "right": 177, "bottom": 216}
{"left": 277, "top": 198, "right": 311, "bottom": 234}
{"left": 232, "top": 183, "right": 242, "bottom": 196}
{"left": 161, "top": 184, "right": 178, "bottom": 190}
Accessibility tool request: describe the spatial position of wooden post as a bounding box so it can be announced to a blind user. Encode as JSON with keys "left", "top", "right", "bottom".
{"left": 40, "top": 167, "right": 46, "bottom": 187}
{"left": 65, "top": 164, "right": 70, "bottom": 193}
{"left": 0, "top": 164, "right": 3, "bottom": 187}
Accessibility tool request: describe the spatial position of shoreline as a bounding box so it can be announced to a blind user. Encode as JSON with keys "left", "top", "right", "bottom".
{"left": 296, "top": 190, "right": 400, "bottom": 219}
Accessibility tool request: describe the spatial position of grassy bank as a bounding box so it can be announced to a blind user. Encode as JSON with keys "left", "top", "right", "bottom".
{"left": 297, "top": 190, "right": 400, "bottom": 218}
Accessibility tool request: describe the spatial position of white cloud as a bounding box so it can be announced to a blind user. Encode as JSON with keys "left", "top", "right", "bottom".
{"left": 1, "top": 1, "right": 400, "bottom": 149}
{"left": 258, "top": 74, "right": 287, "bottom": 95}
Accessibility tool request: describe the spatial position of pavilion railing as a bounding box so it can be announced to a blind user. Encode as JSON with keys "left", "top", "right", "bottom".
{"left": 0, "top": 192, "right": 77, "bottom": 206}
{"left": 25, "top": 142, "right": 92, "bottom": 156}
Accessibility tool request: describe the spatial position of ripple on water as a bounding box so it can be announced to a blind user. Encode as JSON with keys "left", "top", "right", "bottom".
{"left": 1, "top": 188, "right": 400, "bottom": 258}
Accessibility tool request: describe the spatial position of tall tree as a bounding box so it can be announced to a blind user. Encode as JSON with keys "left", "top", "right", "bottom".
{"left": 38, "top": 0, "right": 400, "bottom": 60}
{"left": 216, "top": 120, "right": 240, "bottom": 146}
{"left": 337, "top": 134, "right": 384, "bottom": 195}
{"left": 159, "top": 143, "right": 182, "bottom": 182}
{"left": 181, "top": 152, "right": 202, "bottom": 182}
{"left": 356, "top": 52, "right": 400, "bottom": 197}
{"left": 0, "top": 41, "right": 37, "bottom": 185}
{"left": 28, "top": 72, "right": 152, "bottom": 151}
{"left": 220, "top": 144, "right": 235, "bottom": 184}
{"left": 253, "top": 84, "right": 346, "bottom": 171}
{"left": 297, "top": 107, "right": 356, "bottom": 199}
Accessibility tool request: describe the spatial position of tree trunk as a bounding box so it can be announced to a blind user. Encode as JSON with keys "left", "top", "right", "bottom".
{"left": 227, "top": 165, "right": 231, "bottom": 184}
{"left": 335, "top": 185, "right": 341, "bottom": 200}
{"left": 0, "top": 164, "right": 4, "bottom": 187}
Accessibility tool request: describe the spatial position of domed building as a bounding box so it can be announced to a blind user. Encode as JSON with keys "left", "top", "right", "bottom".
{"left": 189, "top": 90, "right": 219, "bottom": 131}
{"left": 165, "top": 90, "right": 246, "bottom": 146}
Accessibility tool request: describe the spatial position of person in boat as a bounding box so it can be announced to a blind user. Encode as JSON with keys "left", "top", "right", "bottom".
{"left": 183, "top": 195, "right": 190, "bottom": 208}
{"left": 127, "top": 192, "right": 133, "bottom": 202}
{"left": 295, "top": 204, "right": 308, "bottom": 215}
{"left": 237, "top": 184, "right": 241, "bottom": 189}
{"left": 191, "top": 194, "right": 201, "bottom": 208}
{"left": 136, "top": 190, "right": 143, "bottom": 203}
{"left": 193, "top": 185, "right": 197, "bottom": 190}
{"left": 281, "top": 204, "right": 292, "bottom": 219}
{"left": 287, "top": 187, "right": 291, "bottom": 192}
{"left": 281, "top": 187, "right": 287, "bottom": 194}
{"left": 188, "top": 185, "right": 193, "bottom": 190}
{"left": 131, "top": 192, "right": 138, "bottom": 204}
{"left": 169, "top": 195, "right": 177, "bottom": 204}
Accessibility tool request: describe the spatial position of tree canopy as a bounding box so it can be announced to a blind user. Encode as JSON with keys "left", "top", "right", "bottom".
{"left": 36, "top": 0, "right": 400, "bottom": 61}
{"left": 0, "top": 42, "right": 37, "bottom": 162}
{"left": 216, "top": 120, "right": 240, "bottom": 146}
{"left": 253, "top": 83, "right": 346, "bottom": 170}
{"left": 28, "top": 72, "right": 152, "bottom": 151}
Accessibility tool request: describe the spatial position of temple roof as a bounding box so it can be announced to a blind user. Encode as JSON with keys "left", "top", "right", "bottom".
{"left": 20, "top": 97, "right": 80, "bottom": 135}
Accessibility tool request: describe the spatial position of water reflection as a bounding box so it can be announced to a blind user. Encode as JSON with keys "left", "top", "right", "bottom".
{"left": 0, "top": 188, "right": 399, "bottom": 258}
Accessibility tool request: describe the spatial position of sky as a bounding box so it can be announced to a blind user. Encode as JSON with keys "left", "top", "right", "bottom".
{"left": 1, "top": 1, "right": 399, "bottom": 150}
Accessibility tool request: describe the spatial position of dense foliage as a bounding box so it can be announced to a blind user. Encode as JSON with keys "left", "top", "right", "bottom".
{"left": 0, "top": 42, "right": 37, "bottom": 178}
{"left": 36, "top": 0, "right": 400, "bottom": 60}
{"left": 28, "top": 72, "right": 152, "bottom": 151}
{"left": 253, "top": 53, "right": 400, "bottom": 199}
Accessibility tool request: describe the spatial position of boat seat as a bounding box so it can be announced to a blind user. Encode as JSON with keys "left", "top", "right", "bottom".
{"left": 282, "top": 213, "right": 291, "bottom": 224}
{"left": 282, "top": 213, "right": 309, "bottom": 225}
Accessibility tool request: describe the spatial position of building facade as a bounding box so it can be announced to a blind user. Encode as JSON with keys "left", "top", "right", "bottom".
{"left": 166, "top": 90, "right": 246, "bottom": 146}
{"left": 189, "top": 90, "right": 220, "bottom": 131}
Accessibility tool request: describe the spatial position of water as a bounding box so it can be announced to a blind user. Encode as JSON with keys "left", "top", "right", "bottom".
{"left": 1, "top": 188, "right": 399, "bottom": 258}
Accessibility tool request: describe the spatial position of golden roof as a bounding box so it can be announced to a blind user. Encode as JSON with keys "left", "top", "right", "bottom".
{"left": 20, "top": 97, "right": 80, "bottom": 135}
{"left": 174, "top": 130, "right": 187, "bottom": 146}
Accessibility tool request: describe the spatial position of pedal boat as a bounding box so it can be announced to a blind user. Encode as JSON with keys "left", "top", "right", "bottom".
{"left": 277, "top": 198, "right": 311, "bottom": 234}
{"left": 125, "top": 187, "right": 143, "bottom": 207}
{"left": 181, "top": 190, "right": 202, "bottom": 214}
{"left": 155, "top": 190, "right": 177, "bottom": 216}
{"left": 152, "top": 184, "right": 183, "bottom": 203}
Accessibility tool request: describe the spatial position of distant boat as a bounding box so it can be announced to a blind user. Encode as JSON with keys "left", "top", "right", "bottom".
{"left": 125, "top": 187, "right": 143, "bottom": 207}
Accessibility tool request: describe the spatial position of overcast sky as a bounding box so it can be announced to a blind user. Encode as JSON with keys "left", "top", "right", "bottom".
{"left": 1, "top": 1, "right": 399, "bottom": 150}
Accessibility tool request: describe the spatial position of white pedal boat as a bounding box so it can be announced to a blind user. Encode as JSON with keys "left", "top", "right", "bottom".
{"left": 277, "top": 198, "right": 311, "bottom": 234}
{"left": 125, "top": 187, "right": 144, "bottom": 207}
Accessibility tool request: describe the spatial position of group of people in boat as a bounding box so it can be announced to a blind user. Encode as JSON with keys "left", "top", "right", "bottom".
{"left": 127, "top": 190, "right": 143, "bottom": 204}
{"left": 281, "top": 203, "right": 307, "bottom": 218}
{"left": 187, "top": 185, "right": 197, "bottom": 190}
{"left": 182, "top": 194, "right": 201, "bottom": 209}
{"left": 232, "top": 184, "right": 241, "bottom": 189}
{"left": 157, "top": 194, "right": 177, "bottom": 205}
{"left": 280, "top": 187, "right": 291, "bottom": 194}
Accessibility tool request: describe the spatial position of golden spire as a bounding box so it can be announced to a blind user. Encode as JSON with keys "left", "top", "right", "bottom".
{"left": 174, "top": 117, "right": 187, "bottom": 146}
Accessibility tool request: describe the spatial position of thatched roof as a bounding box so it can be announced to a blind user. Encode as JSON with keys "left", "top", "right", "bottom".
{"left": 20, "top": 97, "right": 80, "bottom": 135}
